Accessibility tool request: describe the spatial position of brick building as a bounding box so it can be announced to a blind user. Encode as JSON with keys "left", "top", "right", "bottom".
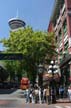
{"left": 48, "top": 0, "right": 71, "bottom": 87}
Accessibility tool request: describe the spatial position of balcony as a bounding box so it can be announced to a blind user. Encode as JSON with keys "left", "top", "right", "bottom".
{"left": 61, "top": 4, "right": 65, "bottom": 16}
{"left": 64, "top": 34, "right": 68, "bottom": 44}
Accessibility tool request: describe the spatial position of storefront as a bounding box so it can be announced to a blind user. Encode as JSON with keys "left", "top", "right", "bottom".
{"left": 60, "top": 54, "right": 71, "bottom": 87}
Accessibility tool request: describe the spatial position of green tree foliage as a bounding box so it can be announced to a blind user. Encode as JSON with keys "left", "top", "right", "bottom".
{"left": 1, "top": 26, "right": 56, "bottom": 83}
{"left": 5, "top": 60, "right": 22, "bottom": 82}
{"left": 0, "top": 66, "right": 9, "bottom": 82}
{"left": 0, "top": 61, "right": 9, "bottom": 82}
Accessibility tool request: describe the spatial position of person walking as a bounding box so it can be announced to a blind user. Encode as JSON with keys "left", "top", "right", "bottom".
{"left": 59, "top": 85, "right": 64, "bottom": 99}
{"left": 32, "top": 88, "right": 35, "bottom": 103}
{"left": 43, "top": 88, "right": 47, "bottom": 103}
{"left": 29, "top": 88, "right": 33, "bottom": 103}
{"left": 25, "top": 89, "right": 29, "bottom": 103}
{"left": 68, "top": 85, "right": 71, "bottom": 102}
{"left": 34, "top": 86, "right": 39, "bottom": 103}
{"left": 50, "top": 86, "right": 56, "bottom": 104}
{"left": 38, "top": 87, "right": 42, "bottom": 103}
{"left": 46, "top": 86, "right": 50, "bottom": 104}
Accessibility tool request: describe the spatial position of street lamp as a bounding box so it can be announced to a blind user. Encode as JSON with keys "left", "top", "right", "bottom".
{"left": 48, "top": 60, "right": 57, "bottom": 103}
{"left": 48, "top": 60, "right": 55, "bottom": 78}
{"left": 48, "top": 60, "right": 60, "bottom": 79}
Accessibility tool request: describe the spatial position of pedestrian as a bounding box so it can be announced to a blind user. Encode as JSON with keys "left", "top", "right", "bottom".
{"left": 59, "top": 85, "right": 64, "bottom": 99}
{"left": 32, "top": 88, "right": 35, "bottom": 103}
{"left": 29, "top": 91, "right": 32, "bottom": 103}
{"left": 25, "top": 89, "right": 29, "bottom": 103}
{"left": 68, "top": 86, "right": 71, "bottom": 102}
{"left": 50, "top": 87, "right": 56, "bottom": 104}
{"left": 38, "top": 88, "right": 42, "bottom": 104}
{"left": 46, "top": 86, "right": 50, "bottom": 104}
{"left": 41, "top": 88, "right": 44, "bottom": 103}
{"left": 34, "top": 86, "right": 39, "bottom": 103}
{"left": 43, "top": 88, "right": 47, "bottom": 103}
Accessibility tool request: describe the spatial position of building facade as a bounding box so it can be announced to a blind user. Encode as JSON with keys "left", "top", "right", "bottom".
{"left": 48, "top": 0, "right": 71, "bottom": 87}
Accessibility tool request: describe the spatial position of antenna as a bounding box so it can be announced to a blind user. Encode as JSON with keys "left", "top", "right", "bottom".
{"left": 16, "top": 8, "right": 19, "bottom": 18}
{"left": 8, "top": 8, "right": 26, "bottom": 30}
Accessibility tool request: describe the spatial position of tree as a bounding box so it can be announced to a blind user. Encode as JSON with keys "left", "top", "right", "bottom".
{"left": 1, "top": 26, "right": 56, "bottom": 84}
{"left": 0, "top": 66, "right": 9, "bottom": 82}
{"left": 0, "top": 61, "right": 9, "bottom": 82}
{"left": 4, "top": 60, "right": 22, "bottom": 82}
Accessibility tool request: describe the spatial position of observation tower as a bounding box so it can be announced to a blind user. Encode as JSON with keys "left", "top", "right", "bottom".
{"left": 8, "top": 15, "right": 26, "bottom": 30}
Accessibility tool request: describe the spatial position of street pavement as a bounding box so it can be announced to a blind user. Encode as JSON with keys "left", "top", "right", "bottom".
{"left": 0, "top": 101, "right": 71, "bottom": 108}
{"left": 0, "top": 89, "right": 25, "bottom": 108}
{"left": 0, "top": 89, "right": 71, "bottom": 108}
{"left": 0, "top": 89, "right": 25, "bottom": 100}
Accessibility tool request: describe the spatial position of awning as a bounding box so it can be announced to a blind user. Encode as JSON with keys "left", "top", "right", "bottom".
{"left": 59, "top": 54, "right": 71, "bottom": 68}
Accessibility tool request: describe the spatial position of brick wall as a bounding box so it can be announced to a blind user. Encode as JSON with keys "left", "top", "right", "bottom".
{"left": 65, "top": 0, "right": 71, "bottom": 36}
{"left": 65, "top": 0, "right": 71, "bottom": 9}
{"left": 65, "top": 0, "right": 71, "bottom": 52}
{"left": 47, "top": 22, "right": 54, "bottom": 32}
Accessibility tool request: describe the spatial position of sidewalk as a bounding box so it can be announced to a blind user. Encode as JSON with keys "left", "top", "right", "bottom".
{"left": 0, "top": 89, "right": 26, "bottom": 103}
{"left": 56, "top": 98, "right": 71, "bottom": 103}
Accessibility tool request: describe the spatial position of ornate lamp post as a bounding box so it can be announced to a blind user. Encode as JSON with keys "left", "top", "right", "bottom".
{"left": 48, "top": 60, "right": 58, "bottom": 103}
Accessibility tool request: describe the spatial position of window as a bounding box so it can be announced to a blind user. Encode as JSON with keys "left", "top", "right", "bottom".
{"left": 59, "top": 29, "right": 62, "bottom": 42}
{"left": 59, "top": 49, "right": 63, "bottom": 62}
{"left": 64, "top": 42, "right": 68, "bottom": 54}
{"left": 63, "top": 20, "right": 67, "bottom": 35}
{"left": 62, "top": 7, "right": 66, "bottom": 16}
